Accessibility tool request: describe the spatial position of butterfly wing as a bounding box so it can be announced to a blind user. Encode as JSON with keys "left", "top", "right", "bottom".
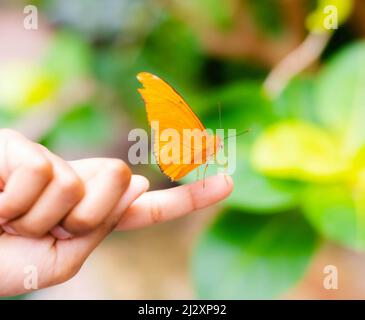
{"left": 137, "top": 72, "right": 212, "bottom": 181}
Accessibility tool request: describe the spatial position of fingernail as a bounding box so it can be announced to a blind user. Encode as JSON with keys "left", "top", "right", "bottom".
{"left": 51, "top": 225, "right": 73, "bottom": 240}
{"left": 2, "top": 224, "right": 17, "bottom": 235}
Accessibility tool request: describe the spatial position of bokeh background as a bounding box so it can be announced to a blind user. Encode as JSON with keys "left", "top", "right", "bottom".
{"left": 1, "top": 0, "right": 365, "bottom": 299}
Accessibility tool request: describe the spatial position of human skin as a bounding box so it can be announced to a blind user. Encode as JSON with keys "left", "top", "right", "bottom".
{"left": 0, "top": 129, "right": 233, "bottom": 297}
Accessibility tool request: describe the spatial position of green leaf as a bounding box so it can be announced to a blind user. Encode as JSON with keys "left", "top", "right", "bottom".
{"left": 302, "top": 184, "right": 365, "bottom": 249}
{"left": 227, "top": 160, "right": 302, "bottom": 213}
{"left": 247, "top": 0, "right": 284, "bottom": 36}
{"left": 138, "top": 18, "right": 203, "bottom": 88}
{"left": 274, "top": 77, "right": 318, "bottom": 123}
{"left": 197, "top": 81, "right": 275, "bottom": 146}
{"left": 184, "top": 0, "right": 234, "bottom": 30}
{"left": 43, "top": 31, "right": 93, "bottom": 82}
{"left": 0, "top": 109, "right": 17, "bottom": 127}
{"left": 41, "top": 103, "right": 112, "bottom": 150}
{"left": 316, "top": 42, "right": 365, "bottom": 156}
{"left": 193, "top": 210, "right": 318, "bottom": 299}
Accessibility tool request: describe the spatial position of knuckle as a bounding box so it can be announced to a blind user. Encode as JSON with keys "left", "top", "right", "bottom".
{"left": 57, "top": 173, "right": 84, "bottom": 201}
{"left": 103, "top": 159, "right": 131, "bottom": 187}
{"left": 0, "top": 201, "right": 24, "bottom": 218}
{"left": 188, "top": 186, "right": 198, "bottom": 211}
{"left": 150, "top": 196, "right": 163, "bottom": 224}
{"left": 28, "top": 156, "right": 52, "bottom": 177}
{"left": 67, "top": 213, "right": 98, "bottom": 235}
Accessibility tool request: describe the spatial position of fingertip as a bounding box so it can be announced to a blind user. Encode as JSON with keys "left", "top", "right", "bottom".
{"left": 218, "top": 173, "right": 234, "bottom": 195}
{"left": 2, "top": 224, "right": 18, "bottom": 236}
{"left": 131, "top": 175, "right": 150, "bottom": 194}
{"left": 208, "top": 174, "right": 233, "bottom": 200}
{"left": 112, "top": 175, "right": 150, "bottom": 217}
{"left": 51, "top": 225, "right": 73, "bottom": 240}
{"left": 199, "top": 174, "right": 234, "bottom": 194}
{"left": 186, "top": 174, "right": 234, "bottom": 209}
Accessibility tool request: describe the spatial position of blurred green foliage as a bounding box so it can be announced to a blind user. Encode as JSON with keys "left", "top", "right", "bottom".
{"left": 41, "top": 103, "right": 112, "bottom": 150}
{"left": 0, "top": 0, "right": 363, "bottom": 299}
{"left": 247, "top": 0, "right": 284, "bottom": 36}
{"left": 193, "top": 41, "right": 365, "bottom": 298}
{"left": 193, "top": 211, "right": 317, "bottom": 299}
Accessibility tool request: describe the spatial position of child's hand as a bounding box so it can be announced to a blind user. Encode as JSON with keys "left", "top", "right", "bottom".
{"left": 0, "top": 129, "right": 138, "bottom": 238}
{"left": 0, "top": 129, "right": 233, "bottom": 297}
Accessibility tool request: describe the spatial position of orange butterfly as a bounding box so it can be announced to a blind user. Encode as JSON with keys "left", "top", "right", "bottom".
{"left": 137, "top": 72, "right": 221, "bottom": 181}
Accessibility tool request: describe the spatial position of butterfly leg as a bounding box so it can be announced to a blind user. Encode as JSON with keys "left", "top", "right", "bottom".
{"left": 203, "top": 163, "right": 209, "bottom": 189}
{"left": 223, "top": 159, "right": 230, "bottom": 186}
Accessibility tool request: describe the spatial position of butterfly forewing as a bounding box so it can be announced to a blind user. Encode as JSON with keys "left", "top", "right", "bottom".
{"left": 137, "top": 72, "right": 217, "bottom": 181}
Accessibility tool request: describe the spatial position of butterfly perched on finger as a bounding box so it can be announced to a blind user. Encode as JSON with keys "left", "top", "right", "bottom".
{"left": 136, "top": 72, "right": 222, "bottom": 181}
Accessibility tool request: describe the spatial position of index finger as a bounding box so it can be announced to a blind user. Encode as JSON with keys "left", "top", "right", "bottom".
{"left": 115, "top": 174, "right": 233, "bottom": 231}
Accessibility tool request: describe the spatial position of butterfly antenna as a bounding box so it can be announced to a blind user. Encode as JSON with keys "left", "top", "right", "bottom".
{"left": 218, "top": 102, "right": 222, "bottom": 129}
{"left": 224, "top": 129, "right": 251, "bottom": 140}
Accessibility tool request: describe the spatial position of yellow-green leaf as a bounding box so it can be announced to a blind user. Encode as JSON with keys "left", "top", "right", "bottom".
{"left": 251, "top": 121, "right": 347, "bottom": 182}
{"left": 306, "top": 0, "right": 354, "bottom": 34}
{"left": 0, "top": 63, "right": 57, "bottom": 112}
